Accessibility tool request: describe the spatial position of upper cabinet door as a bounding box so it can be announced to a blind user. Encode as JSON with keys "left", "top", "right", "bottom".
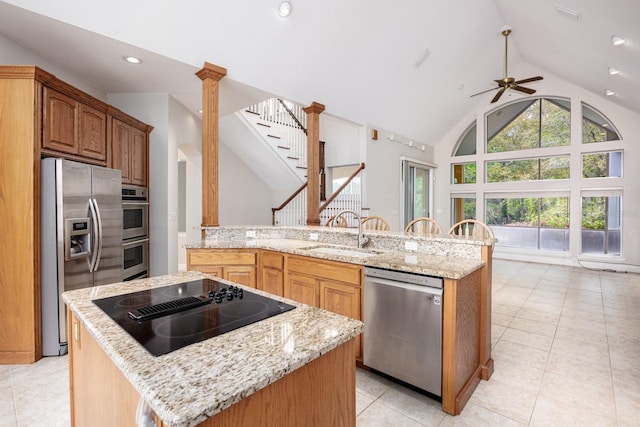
{"left": 78, "top": 104, "right": 106, "bottom": 161}
{"left": 111, "top": 118, "right": 131, "bottom": 183}
{"left": 111, "top": 118, "right": 148, "bottom": 186}
{"left": 43, "top": 87, "right": 107, "bottom": 164}
{"left": 43, "top": 87, "right": 78, "bottom": 155}
{"left": 130, "top": 127, "right": 147, "bottom": 186}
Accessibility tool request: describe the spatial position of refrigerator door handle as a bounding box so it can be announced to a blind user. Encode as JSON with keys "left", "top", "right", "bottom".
{"left": 92, "top": 198, "right": 104, "bottom": 272}
{"left": 88, "top": 198, "right": 99, "bottom": 272}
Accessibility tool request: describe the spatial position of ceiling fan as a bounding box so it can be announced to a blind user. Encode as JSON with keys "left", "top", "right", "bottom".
{"left": 471, "top": 28, "right": 543, "bottom": 103}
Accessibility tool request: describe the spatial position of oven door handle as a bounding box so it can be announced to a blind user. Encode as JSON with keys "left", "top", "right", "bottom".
{"left": 122, "top": 238, "right": 150, "bottom": 247}
{"left": 122, "top": 202, "right": 149, "bottom": 206}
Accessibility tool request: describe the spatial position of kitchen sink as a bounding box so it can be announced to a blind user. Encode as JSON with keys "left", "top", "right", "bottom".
{"left": 304, "top": 245, "right": 382, "bottom": 259}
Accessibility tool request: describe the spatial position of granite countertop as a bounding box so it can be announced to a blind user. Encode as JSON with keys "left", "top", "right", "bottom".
{"left": 187, "top": 238, "right": 485, "bottom": 279}
{"left": 62, "top": 271, "right": 364, "bottom": 427}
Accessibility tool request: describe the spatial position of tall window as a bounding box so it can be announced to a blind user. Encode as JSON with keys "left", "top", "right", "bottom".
{"left": 485, "top": 195, "right": 570, "bottom": 251}
{"left": 581, "top": 192, "right": 622, "bottom": 255}
{"left": 450, "top": 97, "right": 623, "bottom": 257}
{"left": 451, "top": 195, "right": 476, "bottom": 224}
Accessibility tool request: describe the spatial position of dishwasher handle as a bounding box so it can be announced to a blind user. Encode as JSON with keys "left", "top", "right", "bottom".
{"left": 364, "top": 276, "right": 443, "bottom": 296}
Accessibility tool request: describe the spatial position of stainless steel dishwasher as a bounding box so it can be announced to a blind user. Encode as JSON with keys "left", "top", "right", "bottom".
{"left": 364, "top": 266, "right": 443, "bottom": 397}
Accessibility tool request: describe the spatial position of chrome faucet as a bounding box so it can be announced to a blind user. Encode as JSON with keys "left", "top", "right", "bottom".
{"left": 334, "top": 209, "right": 369, "bottom": 248}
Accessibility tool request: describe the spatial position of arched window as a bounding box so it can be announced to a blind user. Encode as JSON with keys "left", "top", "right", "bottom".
{"left": 450, "top": 97, "right": 623, "bottom": 257}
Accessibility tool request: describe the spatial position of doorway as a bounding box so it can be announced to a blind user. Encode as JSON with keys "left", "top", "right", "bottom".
{"left": 402, "top": 160, "right": 433, "bottom": 229}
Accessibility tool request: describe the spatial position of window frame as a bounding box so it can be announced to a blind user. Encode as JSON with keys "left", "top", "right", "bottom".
{"left": 448, "top": 95, "right": 625, "bottom": 259}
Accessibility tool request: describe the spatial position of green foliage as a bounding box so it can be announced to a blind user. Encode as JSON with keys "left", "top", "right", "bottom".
{"left": 486, "top": 156, "right": 569, "bottom": 183}
{"left": 463, "top": 163, "right": 476, "bottom": 183}
{"left": 486, "top": 197, "right": 569, "bottom": 228}
{"left": 488, "top": 99, "right": 570, "bottom": 153}
{"left": 581, "top": 197, "right": 606, "bottom": 229}
{"left": 582, "top": 153, "right": 615, "bottom": 178}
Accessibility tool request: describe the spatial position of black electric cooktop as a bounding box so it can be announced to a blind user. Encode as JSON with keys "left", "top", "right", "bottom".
{"left": 93, "top": 278, "right": 295, "bottom": 356}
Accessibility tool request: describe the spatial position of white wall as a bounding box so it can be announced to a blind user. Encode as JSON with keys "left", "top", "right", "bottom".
{"left": 319, "top": 113, "right": 437, "bottom": 232}
{"left": 364, "top": 126, "right": 435, "bottom": 231}
{"left": 169, "top": 97, "right": 202, "bottom": 259}
{"left": 219, "top": 142, "right": 273, "bottom": 225}
{"left": 321, "top": 114, "right": 361, "bottom": 167}
{"left": 433, "top": 65, "right": 640, "bottom": 271}
{"left": 0, "top": 33, "right": 107, "bottom": 100}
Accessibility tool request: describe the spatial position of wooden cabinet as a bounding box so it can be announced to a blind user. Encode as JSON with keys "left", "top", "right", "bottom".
{"left": 42, "top": 87, "right": 107, "bottom": 163}
{"left": 67, "top": 304, "right": 356, "bottom": 427}
{"left": 285, "top": 255, "right": 361, "bottom": 320}
{"left": 0, "top": 66, "right": 152, "bottom": 364}
{"left": 286, "top": 272, "right": 319, "bottom": 306}
{"left": 320, "top": 280, "right": 361, "bottom": 321}
{"left": 111, "top": 117, "right": 148, "bottom": 186}
{"left": 285, "top": 255, "right": 363, "bottom": 360}
{"left": 259, "top": 251, "right": 285, "bottom": 296}
{"left": 187, "top": 249, "right": 258, "bottom": 288}
{"left": 68, "top": 310, "right": 141, "bottom": 426}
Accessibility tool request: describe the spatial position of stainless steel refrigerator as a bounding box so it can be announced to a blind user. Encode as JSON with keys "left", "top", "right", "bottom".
{"left": 41, "top": 158, "right": 123, "bottom": 356}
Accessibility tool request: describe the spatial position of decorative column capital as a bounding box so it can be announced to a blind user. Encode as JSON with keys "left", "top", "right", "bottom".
{"left": 303, "top": 101, "right": 325, "bottom": 115}
{"left": 196, "top": 62, "right": 227, "bottom": 82}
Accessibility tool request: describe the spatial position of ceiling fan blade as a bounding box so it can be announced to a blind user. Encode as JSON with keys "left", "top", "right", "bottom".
{"left": 491, "top": 87, "right": 506, "bottom": 103}
{"left": 511, "top": 85, "right": 536, "bottom": 95}
{"left": 514, "top": 76, "right": 543, "bottom": 85}
{"left": 470, "top": 86, "right": 499, "bottom": 97}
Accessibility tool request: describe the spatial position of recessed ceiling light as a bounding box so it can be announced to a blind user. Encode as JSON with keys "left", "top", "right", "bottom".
{"left": 198, "top": 110, "right": 203, "bottom": 114}
{"left": 611, "top": 36, "right": 626, "bottom": 46}
{"left": 605, "top": 89, "right": 616, "bottom": 96}
{"left": 123, "top": 56, "right": 142, "bottom": 64}
{"left": 278, "top": 1, "right": 292, "bottom": 17}
{"left": 608, "top": 67, "right": 620, "bottom": 75}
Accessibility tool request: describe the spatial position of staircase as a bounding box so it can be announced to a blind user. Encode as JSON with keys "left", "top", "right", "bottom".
{"left": 241, "top": 99, "right": 308, "bottom": 182}
{"left": 225, "top": 97, "right": 365, "bottom": 227}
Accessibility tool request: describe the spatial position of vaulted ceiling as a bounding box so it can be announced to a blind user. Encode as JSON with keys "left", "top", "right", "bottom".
{"left": 0, "top": 0, "right": 638, "bottom": 146}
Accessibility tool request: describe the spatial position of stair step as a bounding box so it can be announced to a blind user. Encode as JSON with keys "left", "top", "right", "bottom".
{"left": 245, "top": 109, "right": 260, "bottom": 116}
{"left": 277, "top": 145, "right": 290, "bottom": 150}
{"left": 296, "top": 166, "right": 307, "bottom": 170}
{"left": 287, "top": 156, "right": 299, "bottom": 160}
{"left": 257, "top": 122, "right": 271, "bottom": 128}
{"left": 267, "top": 134, "right": 281, "bottom": 139}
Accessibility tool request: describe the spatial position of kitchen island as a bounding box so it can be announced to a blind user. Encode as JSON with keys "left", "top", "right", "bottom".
{"left": 63, "top": 271, "right": 363, "bottom": 427}
{"left": 187, "top": 225, "right": 496, "bottom": 416}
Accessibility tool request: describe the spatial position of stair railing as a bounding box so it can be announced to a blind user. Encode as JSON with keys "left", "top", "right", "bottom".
{"left": 272, "top": 182, "right": 307, "bottom": 226}
{"left": 319, "top": 163, "right": 365, "bottom": 227}
{"left": 272, "top": 163, "right": 365, "bottom": 226}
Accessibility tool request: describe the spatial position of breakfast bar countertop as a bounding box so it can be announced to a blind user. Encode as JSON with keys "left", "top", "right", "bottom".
{"left": 62, "top": 271, "right": 364, "bottom": 427}
{"left": 187, "top": 237, "right": 486, "bottom": 280}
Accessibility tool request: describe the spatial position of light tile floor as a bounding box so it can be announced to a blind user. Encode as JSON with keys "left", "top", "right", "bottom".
{"left": 2, "top": 260, "right": 639, "bottom": 426}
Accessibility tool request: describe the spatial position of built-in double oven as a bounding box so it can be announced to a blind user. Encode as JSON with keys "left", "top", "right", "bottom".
{"left": 122, "top": 185, "right": 149, "bottom": 281}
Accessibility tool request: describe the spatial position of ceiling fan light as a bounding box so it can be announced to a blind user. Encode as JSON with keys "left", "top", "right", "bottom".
{"left": 605, "top": 89, "right": 616, "bottom": 96}
{"left": 611, "top": 36, "right": 626, "bottom": 46}
{"left": 608, "top": 67, "right": 620, "bottom": 75}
